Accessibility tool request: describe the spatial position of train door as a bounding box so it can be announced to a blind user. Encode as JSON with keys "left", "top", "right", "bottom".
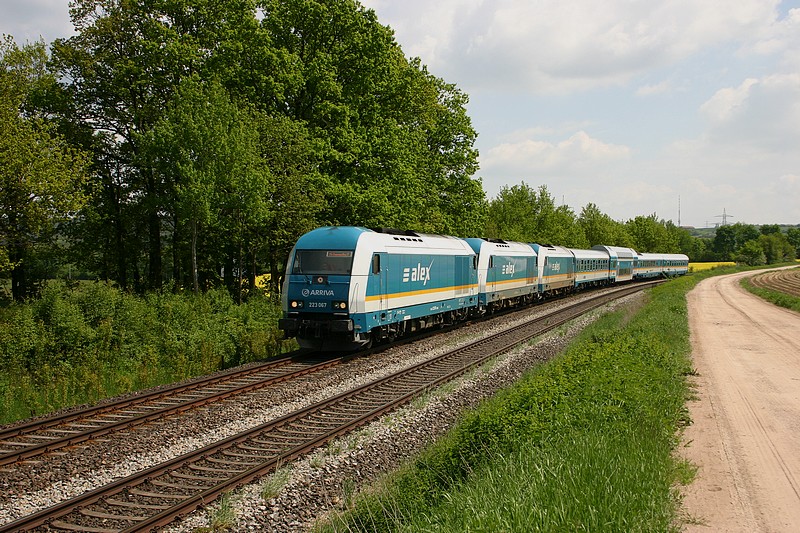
{"left": 487, "top": 256, "right": 497, "bottom": 295}
{"left": 372, "top": 253, "right": 388, "bottom": 316}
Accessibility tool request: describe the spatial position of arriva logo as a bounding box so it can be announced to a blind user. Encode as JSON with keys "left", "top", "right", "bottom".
{"left": 302, "top": 289, "right": 335, "bottom": 297}
{"left": 403, "top": 261, "right": 433, "bottom": 286}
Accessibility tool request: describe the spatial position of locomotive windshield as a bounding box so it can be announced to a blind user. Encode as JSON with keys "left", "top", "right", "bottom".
{"left": 292, "top": 250, "right": 354, "bottom": 275}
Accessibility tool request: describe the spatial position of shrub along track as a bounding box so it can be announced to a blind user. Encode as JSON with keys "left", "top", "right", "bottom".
{"left": 0, "top": 281, "right": 660, "bottom": 533}
{"left": 749, "top": 268, "right": 800, "bottom": 297}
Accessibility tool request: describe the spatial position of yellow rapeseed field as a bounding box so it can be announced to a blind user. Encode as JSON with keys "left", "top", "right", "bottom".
{"left": 689, "top": 262, "right": 735, "bottom": 272}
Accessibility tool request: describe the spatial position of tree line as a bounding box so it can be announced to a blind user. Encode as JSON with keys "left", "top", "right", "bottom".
{"left": 2, "top": 0, "right": 484, "bottom": 302}
{"left": 2, "top": 1, "right": 797, "bottom": 304}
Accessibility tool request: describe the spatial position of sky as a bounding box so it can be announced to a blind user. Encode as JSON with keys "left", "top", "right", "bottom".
{"left": 3, "top": 1, "right": 800, "bottom": 228}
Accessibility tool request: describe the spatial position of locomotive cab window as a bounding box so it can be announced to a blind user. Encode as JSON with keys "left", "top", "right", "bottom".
{"left": 372, "top": 253, "right": 380, "bottom": 275}
{"left": 292, "top": 250, "right": 354, "bottom": 275}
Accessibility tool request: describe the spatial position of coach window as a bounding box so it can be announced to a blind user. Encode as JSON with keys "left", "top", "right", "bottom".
{"left": 372, "top": 254, "right": 380, "bottom": 274}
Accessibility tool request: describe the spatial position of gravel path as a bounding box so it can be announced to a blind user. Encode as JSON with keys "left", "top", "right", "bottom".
{"left": 682, "top": 268, "right": 800, "bottom": 532}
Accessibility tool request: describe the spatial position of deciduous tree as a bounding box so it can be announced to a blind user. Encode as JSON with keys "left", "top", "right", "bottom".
{"left": 0, "top": 37, "right": 90, "bottom": 300}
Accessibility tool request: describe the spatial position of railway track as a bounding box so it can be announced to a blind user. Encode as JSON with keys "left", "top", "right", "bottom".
{"left": 0, "top": 281, "right": 658, "bottom": 533}
{"left": 750, "top": 268, "right": 800, "bottom": 298}
{"left": 0, "top": 353, "right": 346, "bottom": 467}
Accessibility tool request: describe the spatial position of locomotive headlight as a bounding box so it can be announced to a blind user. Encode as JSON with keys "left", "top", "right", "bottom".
{"left": 333, "top": 301, "right": 347, "bottom": 310}
{"left": 290, "top": 300, "right": 304, "bottom": 309}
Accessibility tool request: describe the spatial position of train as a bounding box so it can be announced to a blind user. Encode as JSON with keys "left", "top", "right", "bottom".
{"left": 278, "top": 226, "right": 689, "bottom": 350}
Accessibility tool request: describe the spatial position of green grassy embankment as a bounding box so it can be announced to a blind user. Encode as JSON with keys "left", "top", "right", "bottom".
{"left": 0, "top": 282, "right": 292, "bottom": 425}
{"left": 741, "top": 271, "right": 800, "bottom": 314}
{"left": 320, "top": 269, "right": 745, "bottom": 532}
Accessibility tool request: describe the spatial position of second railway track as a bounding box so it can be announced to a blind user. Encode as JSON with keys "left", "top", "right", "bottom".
{"left": 1, "top": 281, "right": 658, "bottom": 533}
{"left": 0, "top": 354, "right": 346, "bottom": 466}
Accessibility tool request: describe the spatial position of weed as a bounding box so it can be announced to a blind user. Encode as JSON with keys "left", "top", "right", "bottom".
{"left": 261, "top": 464, "right": 291, "bottom": 501}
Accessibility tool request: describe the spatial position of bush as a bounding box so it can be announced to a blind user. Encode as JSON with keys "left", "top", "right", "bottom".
{"left": 0, "top": 282, "right": 292, "bottom": 424}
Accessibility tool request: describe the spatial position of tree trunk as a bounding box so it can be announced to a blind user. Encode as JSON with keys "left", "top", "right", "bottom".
{"left": 191, "top": 218, "right": 199, "bottom": 294}
{"left": 173, "top": 212, "right": 182, "bottom": 292}
{"left": 10, "top": 245, "right": 27, "bottom": 302}
{"left": 148, "top": 209, "right": 162, "bottom": 290}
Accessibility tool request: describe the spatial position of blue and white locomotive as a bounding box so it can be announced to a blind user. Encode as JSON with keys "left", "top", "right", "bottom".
{"left": 280, "top": 226, "right": 688, "bottom": 350}
{"left": 279, "top": 227, "right": 478, "bottom": 350}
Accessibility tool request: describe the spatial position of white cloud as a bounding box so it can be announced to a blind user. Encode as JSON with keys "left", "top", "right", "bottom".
{"left": 481, "top": 130, "right": 630, "bottom": 179}
{"left": 363, "top": 0, "right": 783, "bottom": 94}
{"left": 700, "top": 78, "right": 760, "bottom": 122}
{"left": 0, "top": 0, "right": 75, "bottom": 44}
{"left": 700, "top": 73, "right": 800, "bottom": 151}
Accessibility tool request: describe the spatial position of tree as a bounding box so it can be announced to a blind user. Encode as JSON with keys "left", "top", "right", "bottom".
{"left": 736, "top": 240, "right": 766, "bottom": 266}
{"left": 625, "top": 214, "right": 679, "bottom": 253}
{"left": 760, "top": 224, "right": 781, "bottom": 235}
{"left": 142, "top": 77, "right": 270, "bottom": 293}
{"left": 0, "top": 37, "right": 90, "bottom": 300}
{"left": 787, "top": 227, "right": 800, "bottom": 257}
{"left": 757, "top": 233, "right": 795, "bottom": 264}
{"left": 486, "top": 183, "right": 587, "bottom": 246}
{"left": 259, "top": 0, "right": 484, "bottom": 233}
{"left": 52, "top": 0, "right": 271, "bottom": 291}
{"left": 578, "top": 203, "right": 632, "bottom": 247}
{"left": 712, "top": 225, "right": 737, "bottom": 260}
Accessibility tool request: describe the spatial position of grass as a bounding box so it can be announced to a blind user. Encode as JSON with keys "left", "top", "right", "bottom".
{"left": 740, "top": 274, "right": 800, "bottom": 314}
{"left": 316, "top": 268, "right": 747, "bottom": 533}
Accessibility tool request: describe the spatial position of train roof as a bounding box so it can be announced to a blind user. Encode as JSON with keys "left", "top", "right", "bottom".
{"left": 592, "top": 245, "right": 638, "bottom": 260}
{"left": 294, "top": 226, "right": 371, "bottom": 250}
{"left": 292, "top": 226, "right": 473, "bottom": 255}
{"left": 463, "top": 237, "right": 536, "bottom": 255}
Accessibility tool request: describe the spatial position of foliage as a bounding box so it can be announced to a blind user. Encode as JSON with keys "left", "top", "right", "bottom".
{"left": 625, "top": 214, "right": 680, "bottom": 253}
{"left": 486, "top": 183, "right": 587, "bottom": 247}
{"left": 710, "top": 222, "right": 795, "bottom": 265}
{"left": 0, "top": 282, "right": 292, "bottom": 424}
{"left": 0, "top": 37, "right": 91, "bottom": 300}
{"left": 34, "top": 0, "right": 484, "bottom": 295}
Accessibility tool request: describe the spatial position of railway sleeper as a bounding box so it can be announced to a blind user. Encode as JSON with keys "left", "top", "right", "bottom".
{"left": 220, "top": 448, "right": 269, "bottom": 460}
{"left": 205, "top": 455, "right": 261, "bottom": 467}
{"left": 80, "top": 508, "right": 147, "bottom": 521}
{"left": 106, "top": 498, "right": 170, "bottom": 510}
{"left": 128, "top": 488, "right": 187, "bottom": 499}
{"left": 187, "top": 463, "right": 240, "bottom": 474}
{"left": 50, "top": 520, "right": 118, "bottom": 533}
{"left": 170, "top": 471, "right": 227, "bottom": 483}
{"left": 151, "top": 478, "right": 211, "bottom": 491}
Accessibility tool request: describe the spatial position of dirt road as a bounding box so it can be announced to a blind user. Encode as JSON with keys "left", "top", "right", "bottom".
{"left": 682, "top": 269, "right": 800, "bottom": 532}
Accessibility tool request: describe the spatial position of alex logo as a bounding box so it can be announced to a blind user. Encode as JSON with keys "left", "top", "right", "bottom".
{"left": 501, "top": 263, "right": 515, "bottom": 276}
{"left": 403, "top": 261, "right": 433, "bottom": 285}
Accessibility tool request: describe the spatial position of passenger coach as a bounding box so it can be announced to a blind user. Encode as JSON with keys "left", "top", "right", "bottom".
{"left": 465, "top": 238, "right": 538, "bottom": 312}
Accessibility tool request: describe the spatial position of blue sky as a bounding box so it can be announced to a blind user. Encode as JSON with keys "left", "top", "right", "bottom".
{"left": 3, "top": 0, "right": 800, "bottom": 227}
